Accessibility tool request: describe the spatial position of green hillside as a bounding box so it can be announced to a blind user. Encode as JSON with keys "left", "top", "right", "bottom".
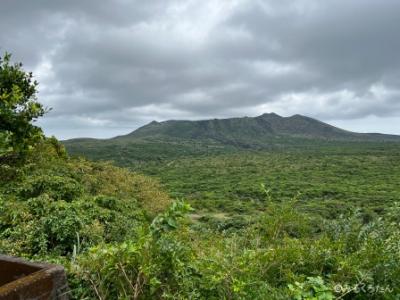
{"left": 124, "top": 113, "right": 400, "bottom": 142}
{"left": 63, "top": 113, "right": 400, "bottom": 164}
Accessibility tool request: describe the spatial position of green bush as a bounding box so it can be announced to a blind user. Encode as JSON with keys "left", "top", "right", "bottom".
{"left": 69, "top": 201, "right": 196, "bottom": 299}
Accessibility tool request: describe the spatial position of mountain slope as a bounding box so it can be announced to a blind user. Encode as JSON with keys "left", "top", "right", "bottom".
{"left": 63, "top": 113, "right": 400, "bottom": 164}
{"left": 116, "top": 113, "right": 400, "bottom": 143}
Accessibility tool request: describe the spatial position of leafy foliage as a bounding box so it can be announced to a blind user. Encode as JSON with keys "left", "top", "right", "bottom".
{"left": 288, "top": 277, "right": 334, "bottom": 300}
{"left": 70, "top": 201, "right": 195, "bottom": 299}
{"left": 0, "top": 53, "right": 45, "bottom": 159}
{"left": 0, "top": 138, "right": 171, "bottom": 257}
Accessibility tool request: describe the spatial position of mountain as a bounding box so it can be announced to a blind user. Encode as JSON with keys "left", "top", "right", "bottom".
{"left": 63, "top": 113, "right": 400, "bottom": 164}
{"left": 122, "top": 113, "right": 390, "bottom": 141}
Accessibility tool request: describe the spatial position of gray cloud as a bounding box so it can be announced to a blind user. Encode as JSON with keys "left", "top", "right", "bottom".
{"left": 1, "top": 0, "right": 400, "bottom": 139}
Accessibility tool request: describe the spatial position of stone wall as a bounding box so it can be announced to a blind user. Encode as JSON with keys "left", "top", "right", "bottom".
{"left": 0, "top": 255, "right": 69, "bottom": 300}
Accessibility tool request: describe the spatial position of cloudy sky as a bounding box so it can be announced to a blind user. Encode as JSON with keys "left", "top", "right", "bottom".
{"left": 1, "top": 0, "right": 400, "bottom": 139}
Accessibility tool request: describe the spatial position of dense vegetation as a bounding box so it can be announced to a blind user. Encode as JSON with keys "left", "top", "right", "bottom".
{"left": 2, "top": 54, "right": 400, "bottom": 299}
{"left": 138, "top": 147, "right": 400, "bottom": 221}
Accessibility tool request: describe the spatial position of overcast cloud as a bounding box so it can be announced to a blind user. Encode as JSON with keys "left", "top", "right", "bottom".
{"left": 1, "top": 0, "right": 400, "bottom": 139}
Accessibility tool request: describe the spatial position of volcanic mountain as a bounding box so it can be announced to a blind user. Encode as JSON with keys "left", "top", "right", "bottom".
{"left": 63, "top": 113, "right": 400, "bottom": 163}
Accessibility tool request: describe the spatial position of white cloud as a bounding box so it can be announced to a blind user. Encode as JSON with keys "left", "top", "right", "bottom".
{"left": 2, "top": 0, "right": 400, "bottom": 138}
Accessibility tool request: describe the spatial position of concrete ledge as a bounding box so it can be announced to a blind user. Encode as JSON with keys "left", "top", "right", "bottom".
{"left": 0, "top": 255, "right": 69, "bottom": 300}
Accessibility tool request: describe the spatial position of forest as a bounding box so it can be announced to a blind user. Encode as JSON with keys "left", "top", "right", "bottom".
{"left": 1, "top": 54, "right": 400, "bottom": 299}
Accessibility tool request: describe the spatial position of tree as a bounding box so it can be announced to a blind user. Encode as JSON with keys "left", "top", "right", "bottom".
{"left": 0, "top": 53, "right": 46, "bottom": 160}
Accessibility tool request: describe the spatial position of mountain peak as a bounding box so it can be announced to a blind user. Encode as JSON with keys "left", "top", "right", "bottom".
{"left": 259, "top": 112, "right": 282, "bottom": 118}
{"left": 63, "top": 113, "right": 400, "bottom": 160}
{"left": 73, "top": 113, "right": 400, "bottom": 146}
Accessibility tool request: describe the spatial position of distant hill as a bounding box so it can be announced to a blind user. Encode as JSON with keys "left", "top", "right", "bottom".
{"left": 63, "top": 113, "right": 400, "bottom": 164}
{"left": 120, "top": 113, "right": 400, "bottom": 142}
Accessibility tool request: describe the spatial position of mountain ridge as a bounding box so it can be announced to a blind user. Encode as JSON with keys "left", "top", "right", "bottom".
{"left": 65, "top": 113, "right": 400, "bottom": 142}
{"left": 113, "top": 113, "right": 399, "bottom": 142}
{"left": 62, "top": 113, "right": 400, "bottom": 164}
